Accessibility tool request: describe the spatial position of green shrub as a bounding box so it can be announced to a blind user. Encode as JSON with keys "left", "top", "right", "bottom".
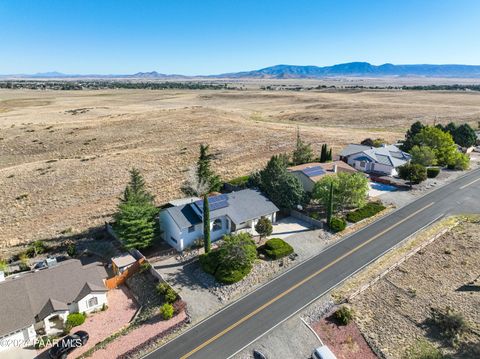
{"left": 199, "top": 251, "right": 220, "bottom": 275}
{"left": 215, "top": 265, "right": 251, "bottom": 284}
{"left": 159, "top": 303, "right": 174, "bottom": 320}
{"left": 200, "top": 233, "right": 257, "bottom": 284}
{"left": 403, "top": 339, "right": 444, "bottom": 359}
{"left": 228, "top": 175, "right": 250, "bottom": 187}
{"left": 67, "top": 243, "right": 77, "bottom": 257}
{"left": 164, "top": 287, "right": 178, "bottom": 303}
{"left": 66, "top": 313, "right": 86, "bottom": 329}
{"left": 26, "top": 240, "right": 49, "bottom": 257}
{"left": 262, "top": 238, "right": 294, "bottom": 260}
{"left": 156, "top": 282, "right": 178, "bottom": 303}
{"left": 346, "top": 202, "right": 386, "bottom": 223}
{"left": 309, "top": 212, "right": 321, "bottom": 220}
{"left": 426, "top": 167, "right": 441, "bottom": 178}
{"left": 140, "top": 261, "right": 152, "bottom": 273}
{"left": 329, "top": 217, "right": 346, "bottom": 232}
{"left": 334, "top": 305, "right": 354, "bottom": 325}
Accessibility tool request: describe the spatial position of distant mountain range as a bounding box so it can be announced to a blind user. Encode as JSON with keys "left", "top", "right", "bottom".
{"left": 3, "top": 62, "right": 480, "bottom": 79}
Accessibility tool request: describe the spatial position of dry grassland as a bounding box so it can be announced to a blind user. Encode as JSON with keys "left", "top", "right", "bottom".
{"left": 1, "top": 88, "right": 479, "bottom": 248}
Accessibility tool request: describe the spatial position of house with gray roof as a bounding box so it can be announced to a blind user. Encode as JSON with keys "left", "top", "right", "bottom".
{"left": 0, "top": 259, "right": 108, "bottom": 351}
{"left": 339, "top": 144, "right": 411, "bottom": 176}
{"left": 159, "top": 189, "right": 279, "bottom": 251}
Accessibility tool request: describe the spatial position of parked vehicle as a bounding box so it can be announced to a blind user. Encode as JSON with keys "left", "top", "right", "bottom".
{"left": 253, "top": 350, "right": 267, "bottom": 359}
{"left": 312, "top": 345, "right": 337, "bottom": 359}
{"left": 48, "top": 331, "right": 89, "bottom": 359}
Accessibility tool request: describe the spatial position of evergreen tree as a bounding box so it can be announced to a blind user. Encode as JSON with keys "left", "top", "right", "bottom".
{"left": 402, "top": 121, "right": 425, "bottom": 152}
{"left": 327, "top": 148, "right": 333, "bottom": 162}
{"left": 203, "top": 194, "right": 211, "bottom": 253}
{"left": 292, "top": 127, "right": 314, "bottom": 165}
{"left": 257, "top": 155, "right": 304, "bottom": 209}
{"left": 255, "top": 217, "right": 273, "bottom": 240}
{"left": 197, "top": 144, "right": 221, "bottom": 193}
{"left": 114, "top": 169, "right": 158, "bottom": 249}
{"left": 319, "top": 144, "right": 327, "bottom": 163}
{"left": 326, "top": 182, "right": 334, "bottom": 225}
{"left": 452, "top": 123, "right": 477, "bottom": 148}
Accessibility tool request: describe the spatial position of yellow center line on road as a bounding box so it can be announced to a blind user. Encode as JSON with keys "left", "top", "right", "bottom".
{"left": 459, "top": 177, "right": 480, "bottom": 189}
{"left": 180, "top": 201, "right": 435, "bottom": 359}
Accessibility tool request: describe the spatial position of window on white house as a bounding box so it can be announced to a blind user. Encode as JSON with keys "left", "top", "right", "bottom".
{"left": 188, "top": 226, "right": 195, "bottom": 233}
{"left": 88, "top": 296, "right": 98, "bottom": 308}
{"left": 360, "top": 161, "right": 366, "bottom": 167}
{"left": 212, "top": 218, "right": 222, "bottom": 231}
{"left": 170, "top": 236, "right": 177, "bottom": 243}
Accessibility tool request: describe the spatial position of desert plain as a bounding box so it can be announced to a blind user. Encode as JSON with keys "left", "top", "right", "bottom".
{"left": 1, "top": 87, "right": 479, "bottom": 249}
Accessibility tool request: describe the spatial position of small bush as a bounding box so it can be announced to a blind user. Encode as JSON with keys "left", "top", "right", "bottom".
{"left": 101, "top": 303, "right": 108, "bottom": 311}
{"left": 427, "top": 167, "right": 441, "bottom": 178}
{"left": 26, "top": 240, "right": 48, "bottom": 257}
{"left": 329, "top": 217, "right": 346, "bottom": 232}
{"left": 346, "top": 202, "right": 386, "bottom": 223}
{"left": 228, "top": 175, "right": 250, "bottom": 188}
{"left": 67, "top": 243, "right": 77, "bottom": 257}
{"left": 404, "top": 339, "right": 443, "bottom": 359}
{"left": 156, "top": 282, "right": 170, "bottom": 294}
{"left": 140, "top": 261, "right": 152, "bottom": 273}
{"left": 165, "top": 287, "right": 178, "bottom": 303}
{"left": 66, "top": 313, "right": 86, "bottom": 329}
{"left": 159, "top": 303, "right": 174, "bottom": 320}
{"left": 334, "top": 305, "right": 354, "bottom": 325}
{"left": 262, "top": 238, "right": 294, "bottom": 260}
{"left": 309, "top": 212, "right": 321, "bottom": 220}
{"left": 429, "top": 306, "right": 467, "bottom": 345}
{"left": 156, "top": 282, "right": 178, "bottom": 303}
{"left": 215, "top": 265, "right": 251, "bottom": 284}
{"left": 199, "top": 251, "right": 220, "bottom": 275}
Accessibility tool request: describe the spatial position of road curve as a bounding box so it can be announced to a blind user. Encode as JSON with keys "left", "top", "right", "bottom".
{"left": 145, "top": 168, "right": 480, "bottom": 359}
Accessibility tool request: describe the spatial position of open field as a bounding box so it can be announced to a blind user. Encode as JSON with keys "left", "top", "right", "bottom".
{"left": 1, "top": 88, "right": 480, "bottom": 249}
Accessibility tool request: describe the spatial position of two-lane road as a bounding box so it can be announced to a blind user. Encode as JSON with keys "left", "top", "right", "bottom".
{"left": 145, "top": 168, "right": 480, "bottom": 359}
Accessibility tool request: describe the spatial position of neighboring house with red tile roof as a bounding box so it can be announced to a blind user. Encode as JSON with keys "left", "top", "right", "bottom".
{"left": 287, "top": 161, "right": 357, "bottom": 192}
{"left": 0, "top": 259, "right": 108, "bottom": 351}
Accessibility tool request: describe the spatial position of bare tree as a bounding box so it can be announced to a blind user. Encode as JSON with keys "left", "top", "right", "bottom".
{"left": 182, "top": 166, "right": 209, "bottom": 196}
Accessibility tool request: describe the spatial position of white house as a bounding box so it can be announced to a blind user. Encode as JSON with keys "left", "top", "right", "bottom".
{"left": 159, "top": 189, "right": 279, "bottom": 251}
{"left": 339, "top": 144, "right": 411, "bottom": 176}
{"left": 0, "top": 259, "right": 108, "bottom": 351}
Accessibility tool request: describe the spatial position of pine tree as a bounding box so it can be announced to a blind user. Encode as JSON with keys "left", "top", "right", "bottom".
{"left": 203, "top": 194, "right": 211, "bottom": 253}
{"left": 114, "top": 169, "right": 158, "bottom": 249}
{"left": 197, "top": 144, "right": 221, "bottom": 193}
{"left": 292, "top": 127, "right": 314, "bottom": 165}
{"left": 319, "top": 144, "right": 326, "bottom": 163}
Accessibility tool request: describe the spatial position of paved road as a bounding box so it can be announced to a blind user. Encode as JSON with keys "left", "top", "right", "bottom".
{"left": 146, "top": 168, "right": 480, "bottom": 359}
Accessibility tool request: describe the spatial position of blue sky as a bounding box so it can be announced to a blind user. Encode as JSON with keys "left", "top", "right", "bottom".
{"left": 0, "top": 0, "right": 479, "bottom": 75}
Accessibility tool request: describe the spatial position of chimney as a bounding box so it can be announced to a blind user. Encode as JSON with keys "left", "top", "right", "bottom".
{"left": 333, "top": 164, "right": 338, "bottom": 173}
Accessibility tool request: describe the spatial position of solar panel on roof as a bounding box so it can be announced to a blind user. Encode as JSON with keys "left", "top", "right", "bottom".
{"left": 193, "top": 194, "right": 229, "bottom": 213}
{"left": 302, "top": 166, "right": 326, "bottom": 177}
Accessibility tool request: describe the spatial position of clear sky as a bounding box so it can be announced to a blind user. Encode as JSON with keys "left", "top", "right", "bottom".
{"left": 1, "top": 0, "right": 479, "bottom": 75}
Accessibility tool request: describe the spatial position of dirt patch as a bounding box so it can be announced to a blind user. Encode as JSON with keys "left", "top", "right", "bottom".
{"left": 313, "top": 313, "right": 378, "bottom": 359}
{"left": 350, "top": 218, "right": 480, "bottom": 358}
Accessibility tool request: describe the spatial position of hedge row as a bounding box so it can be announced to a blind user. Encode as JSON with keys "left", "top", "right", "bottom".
{"left": 346, "top": 202, "right": 386, "bottom": 223}
{"left": 262, "top": 238, "right": 294, "bottom": 260}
